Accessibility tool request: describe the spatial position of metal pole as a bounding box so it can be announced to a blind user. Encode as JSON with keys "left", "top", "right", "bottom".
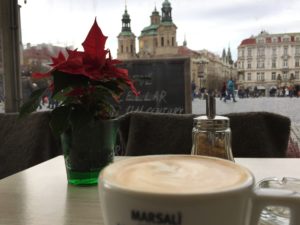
{"left": 0, "top": 0, "right": 22, "bottom": 112}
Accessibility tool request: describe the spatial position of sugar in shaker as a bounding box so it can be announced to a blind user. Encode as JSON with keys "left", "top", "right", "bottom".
{"left": 191, "top": 94, "right": 234, "bottom": 161}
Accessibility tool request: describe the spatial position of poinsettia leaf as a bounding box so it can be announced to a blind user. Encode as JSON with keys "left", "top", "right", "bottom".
{"left": 69, "top": 105, "right": 94, "bottom": 131}
{"left": 49, "top": 105, "right": 72, "bottom": 136}
{"left": 19, "top": 88, "right": 47, "bottom": 117}
{"left": 52, "top": 70, "right": 89, "bottom": 96}
{"left": 82, "top": 19, "right": 107, "bottom": 60}
{"left": 50, "top": 51, "right": 66, "bottom": 67}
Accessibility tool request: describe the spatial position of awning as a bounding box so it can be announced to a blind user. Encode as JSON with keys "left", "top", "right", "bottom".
{"left": 257, "top": 86, "right": 265, "bottom": 90}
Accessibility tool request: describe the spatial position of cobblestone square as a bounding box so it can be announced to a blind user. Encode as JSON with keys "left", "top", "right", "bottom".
{"left": 192, "top": 97, "right": 300, "bottom": 155}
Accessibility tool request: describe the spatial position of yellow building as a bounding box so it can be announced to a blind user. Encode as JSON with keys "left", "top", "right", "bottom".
{"left": 138, "top": 1, "right": 177, "bottom": 58}
{"left": 117, "top": 0, "right": 177, "bottom": 59}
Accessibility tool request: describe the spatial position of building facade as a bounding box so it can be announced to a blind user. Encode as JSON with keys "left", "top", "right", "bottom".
{"left": 117, "top": 0, "right": 236, "bottom": 92}
{"left": 117, "top": 0, "right": 177, "bottom": 59}
{"left": 237, "top": 31, "right": 300, "bottom": 95}
{"left": 21, "top": 43, "right": 67, "bottom": 75}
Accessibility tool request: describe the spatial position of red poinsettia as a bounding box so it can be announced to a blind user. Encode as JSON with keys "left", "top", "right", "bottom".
{"left": 20, "top": 19, "right": 138, "bottom": 135}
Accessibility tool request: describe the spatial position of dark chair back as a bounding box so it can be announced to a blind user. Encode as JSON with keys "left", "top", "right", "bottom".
{"left": 118, "top": 111, "right": 291, "bottom": 158}
{"left": 0, "top": 111, "right": 62, "bottom": 179}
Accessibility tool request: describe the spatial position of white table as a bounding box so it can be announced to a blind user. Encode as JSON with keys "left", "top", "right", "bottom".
{"left": 0, "top": 156, "right": 299, "bottom": 225}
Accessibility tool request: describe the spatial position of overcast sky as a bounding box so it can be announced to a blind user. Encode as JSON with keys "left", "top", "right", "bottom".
{"left": 19, "top": 0, "right": 300, "bottom": 60}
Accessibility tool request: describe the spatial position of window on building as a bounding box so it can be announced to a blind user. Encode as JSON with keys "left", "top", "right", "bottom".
{"left": 295, "top": 58, "right": 300, "bottom": 67}
{"left": 257, "top": 60, "right": 265, "bottom": 68}
{"left": 272, "top": 59, "right": 276, "bottom": 68}
{"left": 272, "top": 37, "right": 277, "bottom": 43}
{"left": 283, "top": 72, "right": 288, "bottom": 80}
{"left": 130, "top": 44, "right": 133, "bottom": 53}
{"left": 271, "top": 72, "right": 276, "bottom": 80}
{"left": 126, "top": 46, "right": 128, "bottom": 52}
{"left": 155, "top": 38, "right": 158, "bottom": 47}
{"left": 283, "top": 60, "right": 288, "bottom": 68}
{"left": 283, "top": 36, "right": 290, "bottom": 42}
{"left": 172, "top": 37, "right": 174, "bottom": 46}
{"left": 257, "top": 47, "right": 265, "bottom": 56}
{"left": 296, "top": 37, "right": 300, "bottom": 42}
{"left": 284, "top": 46, "right": 288, "bottom": 55}
{"left": 121, "top": 45, "right": 123, "bottom": 53}
{"left": 247, "top": 48, "right": 252, "bottom": 57}
{"left": 247, "top": 62, "right": 251, "bottom": 69}
{"left": 241, "top": 49, "right": 244, "bottom": 57}
{"left": 161, "top": 37, "right": 164, "bottom": 47}
{"left": 257, "top": 38, "right": 265, "bottom": 44}
{"left": 247, "top": 73, "right": 251, "bottom": 81}
{"left": 272, "top": 47, "right": 277, "bottom": 56}
{"left": 295, "top": 71, "right": 300, "bottom": 79}
{"left": 240, "top": 61, "right": 244, "bottom": 69}
{"left": 295, "top": 46, "right": 300, "bottom": 55}
{"left": 257, "top": 72, "right": 265, "bottom": 81}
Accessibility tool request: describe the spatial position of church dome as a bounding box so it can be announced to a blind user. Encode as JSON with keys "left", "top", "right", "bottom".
{"left": 162, "top": 0, "right": 171, "bottom": 7}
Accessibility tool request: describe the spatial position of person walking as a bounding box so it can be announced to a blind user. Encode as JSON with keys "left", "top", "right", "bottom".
{"left": 220, "top": 81, "right": 227, "bottom": 101}
{"left": 227, "top": 78, "right": 237, "bottom": 102}
{"left": 191, "top": 80, "right": 196, "bottom": 100}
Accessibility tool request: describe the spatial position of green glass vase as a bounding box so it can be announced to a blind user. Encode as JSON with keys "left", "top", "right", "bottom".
{"left": 61, "top": 119, "right": 118, "bottom": 186}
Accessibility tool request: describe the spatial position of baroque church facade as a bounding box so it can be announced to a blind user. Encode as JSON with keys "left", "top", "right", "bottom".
{"left": 117, "top": 0, "right": 178, "bottom": 59}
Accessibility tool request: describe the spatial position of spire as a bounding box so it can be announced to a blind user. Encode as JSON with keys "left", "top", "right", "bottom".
{"left": 227, "top": 46, "right": 233, "bottom": 65}
{"left": 152, "top": 5, "right": 159, "bottom": 16}
{"left": 183, "top": 34, "right": 187, "bottom": 47}
{"left": 151, "top": 4, "right": 160, "bottom": 25}
{"left": 222, "top": 48, "right": 226, "bottom": 61}
{"left": 121, "top": 3, "right": 131, "bottom": 32}
{"left": 161, "top": 0, "right": 172, "bottom": 22}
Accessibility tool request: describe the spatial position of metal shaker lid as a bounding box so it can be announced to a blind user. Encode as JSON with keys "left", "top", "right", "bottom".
{"left": 193, "top": 115, "right": 229, "bottom": 131}
{"left": 194, "top": 94, "right": 230, "bottom": 130}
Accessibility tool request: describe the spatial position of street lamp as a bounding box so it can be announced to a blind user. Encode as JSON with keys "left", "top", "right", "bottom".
{"left": 193, "top": 57, "right": 209, "bottom": 92}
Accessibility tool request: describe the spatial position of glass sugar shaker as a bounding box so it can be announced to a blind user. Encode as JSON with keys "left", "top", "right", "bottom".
{"left": 191, "top": 94, "right": 234, "bottom": 161}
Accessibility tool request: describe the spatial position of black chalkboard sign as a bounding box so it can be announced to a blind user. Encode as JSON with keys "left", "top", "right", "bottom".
{"left": 119, "top": 57, "right": 192, "bottom": 114}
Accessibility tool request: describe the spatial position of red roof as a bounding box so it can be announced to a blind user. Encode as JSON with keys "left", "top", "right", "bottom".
{"left": 177, "top": 46, "right": 197, "bottom": 56}
{"left": 240, "top": 38, "right": 256, "bottom": 46}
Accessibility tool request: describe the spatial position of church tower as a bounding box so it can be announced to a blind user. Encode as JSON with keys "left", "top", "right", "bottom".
{"left": 151, "top": 6, "right": 161, "bottom": 25}
{"left": 138, "top": 7, "right": 161, "bottom": 57}
{"left": 117, "top": 5, "right": 136, "bottom": 60}
{"left": 155, "top": 0, "right": 177, "bottom": 56}
{"left": 161, "top": 0, "right": 172, "bottom": 22}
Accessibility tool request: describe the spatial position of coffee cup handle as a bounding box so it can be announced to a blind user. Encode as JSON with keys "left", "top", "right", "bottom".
{"left": 250, "top": 188, "right": 300, "bottom": 225}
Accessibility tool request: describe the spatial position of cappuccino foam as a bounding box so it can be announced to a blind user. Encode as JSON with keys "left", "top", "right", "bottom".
{"left": 101, "top": 155, "right": 251, "bottom": 194}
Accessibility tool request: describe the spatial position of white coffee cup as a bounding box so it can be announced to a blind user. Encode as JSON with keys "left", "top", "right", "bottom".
{"left": 98, "top": 155, "right": 300, "bottom": 225}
